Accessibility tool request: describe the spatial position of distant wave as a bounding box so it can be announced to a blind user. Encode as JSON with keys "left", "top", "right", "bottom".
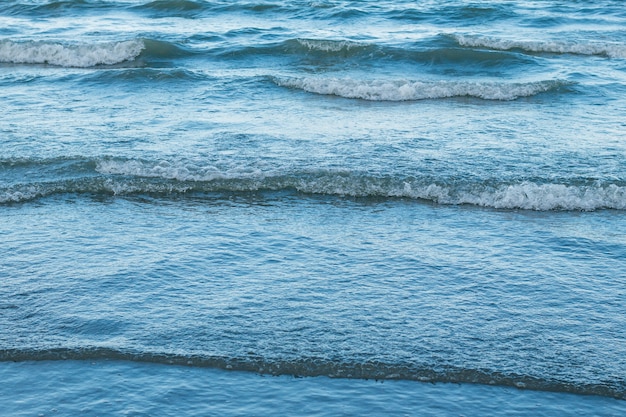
{"left": 132, "top": 0, "right": 287, "bottom": 16}
{"left": 272, "top": 76, "right": 570, "bottom": 101}
{"left": 2, "top": 158, "right": 624, "bottom": 211}
{"left": 1, "top": 0, "right": 118, "bottom": 15}
{"left": 0, "top": 39, "right": 144, "bottom": 67}
{"left": 386, "top": 4, "right": 519, "bottom": 24}
{"left": 136, "top": 0, "right": 206, "bottom": 12}
{"left": 294, "top": 38, "right": 370, "bottom": 54}
{"left": 80, "top": 68, "right": 208, "bottom": 83}
{"left": 1, "top": 347, "right": 623, "bottom": 399}
{"left": 452, "top": 34, "right": 626, "bottom": 58}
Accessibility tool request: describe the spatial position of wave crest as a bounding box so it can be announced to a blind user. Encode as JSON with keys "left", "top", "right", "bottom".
{"left": 2, "top": 159, "right": 624, "bottom": 211}
{"left": 0, "top": 39, "right": 145, "bottom": 67}
{"left": 272, "top": 76, "right": 569, "bottom": 101}
{"left": 452, "top": 34, "right": 626, "bottom": 58}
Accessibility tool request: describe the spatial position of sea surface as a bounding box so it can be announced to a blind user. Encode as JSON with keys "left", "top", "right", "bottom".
{"left": 2, "top": 1, "right": 626, "bottom": 415}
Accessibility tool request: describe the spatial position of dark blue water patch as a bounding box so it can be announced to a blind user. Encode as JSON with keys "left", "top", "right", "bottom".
{"left": 0, "top": 70, "right": 49, "bottom": 84}
{"left": 518, "top": 2, "right": 626, "bottom": 28}
{"left": 0, "top": 0, "right": 120, "bottom": 17}
{"left": 0, "top": 347, "right": 624, "bottom": 400}
{"left": 290, "top": 38, "right": 534, "bottom": 68}
{"left": 382, "top": 3, "right": 520, "bottom": 26}
{"left": 133, "top": 38, "right": 201, "bottom": 67}
{"left": 0, "top": 156, "right": 98, "bottom": 184}
{"left": 130, "top": 0, "right": 297, "bottom": 19}
{"left": 141, "top": 38, "right": 196, "bottom": 59}
{"left": 133, "top": 0, "right": 206, "bottom": 15}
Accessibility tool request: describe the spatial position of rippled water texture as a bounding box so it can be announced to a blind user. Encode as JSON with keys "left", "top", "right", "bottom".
{"left": 2, "top": 0, "right": 626, "bottom": 415}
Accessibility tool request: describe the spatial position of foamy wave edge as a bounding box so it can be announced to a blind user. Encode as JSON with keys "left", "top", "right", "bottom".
{"left": 295, "top": 38, "right": 367, "bottom": 52}
{"left": 0, "top": 39, "right": 145, "bottom": 67}
{"left": 453, "top": 34, "right": 626, "bottom": 59}
{"left": 1, "top": 160, "right": 624, "bottom": 211}
{"left": 272, "top": 76, "right": 566, "bottom": 101}
{"left": 1, "top": 347, "right": 623, "bottom": 399}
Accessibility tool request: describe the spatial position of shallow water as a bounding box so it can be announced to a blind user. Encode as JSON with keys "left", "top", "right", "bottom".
{"left": 2, "top": 360, "right": 625, "bottom": 417}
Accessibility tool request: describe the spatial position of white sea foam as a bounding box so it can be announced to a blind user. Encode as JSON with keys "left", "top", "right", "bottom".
{"left": 453, "top": 34, "right": 626, "bottom": 58}
{"left": 97, "top": 159, "right": 203, "bottom": 181}
{"left": 0, "top": 39, "right": 145, "bottom": 67}
{"left": 0, "top": 186, "right": 42, "bottom": 204}
{"left": 403, "top": 181, "right": 626, "bottom": 211}
{"left": 296, "top": 38, "right": 365, "bottom": 52}
{"left": 273, "top": 76, "right": 563, "bottom": 101}
{"left": 95, "top": 159, "right": 263, "bottom": 182}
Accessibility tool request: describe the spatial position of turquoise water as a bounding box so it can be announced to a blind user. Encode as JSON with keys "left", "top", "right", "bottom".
{"left": 2, "top": 1, "right": 626, "bottom": 415}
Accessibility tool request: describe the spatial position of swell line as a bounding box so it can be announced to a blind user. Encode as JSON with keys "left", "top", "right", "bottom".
{"left": 1, "top": 347, "right": 624, "bottom": 400}
{"left": 451, "top": 34, "right": 626, "bottom": 59}
{"left": 272, "top": 76, "right": 573, "bottom": 101}
{"left": 2, "top": 158, "right": 625, "bottom": 211}
{"left": 209, "top": 37, "right": 535, "bottom": 70}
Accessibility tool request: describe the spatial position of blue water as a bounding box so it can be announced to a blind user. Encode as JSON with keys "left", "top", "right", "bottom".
{"left": 2, "top": 1, "right": 626, "bottom": 415}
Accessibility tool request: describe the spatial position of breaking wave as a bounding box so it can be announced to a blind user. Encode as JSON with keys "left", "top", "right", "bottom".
{"left": 0, "top": 38, "right": 194, "bottom": 68}
{"left": 294, "top": 38, "right": 371, "bottom": 54}
{"left": 452, "top": 34, "right": 626, "bottom": 58}
{"left": 272, "top": 76, "right": 571, "bottom": 101}
{"left": 2, "top": 158, "right": 624, "bottom": 211}
{"left": 0, "top": 39, "right": 145, "bottom": 68}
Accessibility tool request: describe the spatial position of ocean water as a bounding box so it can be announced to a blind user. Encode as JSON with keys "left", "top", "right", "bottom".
{"left": 1, "top": 0, "right": 626, "bottom": 415}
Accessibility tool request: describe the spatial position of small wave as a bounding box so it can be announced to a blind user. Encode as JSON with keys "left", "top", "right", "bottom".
{"left": 3, "top": 159, "right": 624, "bottom": 211}
{"left": 452, "top": 34, "right": 626, "bottom": 58}
{"left": 206, "top": 37, "right": 531, "bottom": 70}
{"left": 272, "top": 76, "right": 569, "bottom": 101}
{"left": 0, "top": 39, "right": 144, "bottom": 68}
{"left": 3, "top": 0, "right": 117, "bottom": 16}
{"left": 1, "top": 347, "right": 623, "bottom": 399}
{"left": 294, "top": 38, "right": 370, "bottom": 53}
{"left": 210, "top": 38, "right": 375, "bottom": 60}
{"left": 136, "top": 0, "right": 205, "bottom": 12}
{"left": 81, "top": 68, "right": 208, "bottom": 83}
{"left": 133, "top": 0, "right": 286, "bottom": 16}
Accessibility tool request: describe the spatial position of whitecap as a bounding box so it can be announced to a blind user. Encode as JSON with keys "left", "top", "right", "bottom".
{"left": 452, "top": 34, "right": 626, "bottom": 59}
{"left": 0, "top": 39, "right": 145, "bottom": 67}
